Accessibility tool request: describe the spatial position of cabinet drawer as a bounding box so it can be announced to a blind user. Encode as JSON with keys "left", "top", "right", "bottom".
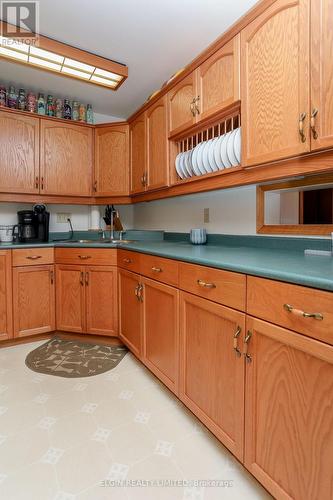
{"left": 55, "top": 248, "right": 116, "bottom": 266}
{"left": 140, "top": 254, "right": 179, "bottom": 286}
{"left": 179, "top": 262, "right": 246, "bottom": 311}
{"left": 12, "top": 248, "right": 54, "bottom": 267}
{"left": 117, "top": 250, "right": 141, "bottom": 273}
{"left": 247, "top": 276, "right": 333, "bottom": 345}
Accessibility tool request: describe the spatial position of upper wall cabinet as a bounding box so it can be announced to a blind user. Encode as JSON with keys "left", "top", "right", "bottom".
{"left": 94, "top": 124, "right": 129, "bottom": 196}
{"left": 0, "top": 111, "right": 39, "bottom": 194}
{"left": 40, "top": 121, "right": 93, "bottom": 196}
{"left": 241, "top": 0, "right": 310, "bottom": 167}
{"left": 197, "top": 35, "right": 240, "bottom": 120}
{"left": 310, "top": 0, "right": 333, "bottom": 151}
{"left": 130, "top": 112, "right": 146, "bottom": 194}
{"left": 168, "top": 72, "right": 197, "bottom": 135}
{"left": 146, "top": 95, "right": 169, "bottom": 191}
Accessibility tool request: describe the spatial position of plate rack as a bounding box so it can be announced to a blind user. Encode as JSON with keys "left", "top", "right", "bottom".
{"left": 169, "top": 102, "right": 241, "bottom": 185}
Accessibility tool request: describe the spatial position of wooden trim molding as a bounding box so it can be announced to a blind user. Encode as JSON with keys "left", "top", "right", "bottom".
{"left": 256, "top": 172, "right": 333, "bottom": 235}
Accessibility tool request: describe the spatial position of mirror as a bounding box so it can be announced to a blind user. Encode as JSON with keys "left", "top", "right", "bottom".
{"left": 257, "top": 173, "right": 333, "bottom": 235}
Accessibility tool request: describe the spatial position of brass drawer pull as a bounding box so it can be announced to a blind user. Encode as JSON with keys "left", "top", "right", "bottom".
{"left": 26, "top": 255, "right": 42, "bottom": 260}
{"left": 299, "top": 112, "right": 307, "bottom": 143}
{"left": 243, "top": 330, "right": 252, "bottom": 363}
{"left": 78, "top": 255, "right": 91, "bottom": 260}
{"left": 310, "top": 108, "right": 318, "bottom": 139}
{"left": 283, "top": 303, "right": 323, "bottom": 321}
{"left": 123, "top": 258, "right": 132, "bottom": 264}
{"left": 197, "top": 279, "right": 216, "bottom": 289}
{"left": 151, "top": 266, "right": 162, "bottom": 273}
{"left": 233, "top": 326, "right": 242, "bottom": 357}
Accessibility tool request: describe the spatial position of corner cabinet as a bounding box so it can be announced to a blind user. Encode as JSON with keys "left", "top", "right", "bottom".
{"left": 40, "top": 121, "right": 93, "bottom": 196}
{"left": 245, "top": 316, "right": 333, "bottom": 500}
{"left": 241, "top": 0, "right": 310, "bottom": 167}
{"left": 94, "top": 124, "right": 129, "bottom": 196}
{"left": 130, "top": 113, "right": 146, "bottom": 194}
{"left": 0, "top": 111, "right": 39, "bottom": 194}
{"left": 0, "top": 250, "right": 12, "bottom": 341}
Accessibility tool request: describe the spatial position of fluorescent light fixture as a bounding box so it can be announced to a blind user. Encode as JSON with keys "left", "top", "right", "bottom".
{"left": 0, "top": 21, "right": 128, "bottom": 90}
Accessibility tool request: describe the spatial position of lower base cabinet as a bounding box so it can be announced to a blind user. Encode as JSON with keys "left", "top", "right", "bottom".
{"left": 245, "top": 316, "right": 333, "bottom": 500}
{"left": 13, "top": 265, "right": 55, "bottom": 337}
{"left": 142, "top": 277, "right": 179, "bottom": 393}
{"left": 118, "top": 269, "right": 142, "bottom": 357}
{"left": 56, "top": 264, "right": 118, "bottom": 335}
{"left": 179, "top": 292, "right": 245, "bottom": 460}
{"left": 0, "top": 250, "right": 12, "bottom": 340}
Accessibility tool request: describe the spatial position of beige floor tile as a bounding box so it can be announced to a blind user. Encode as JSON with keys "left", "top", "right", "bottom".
{"left": 44, "top": 390, "right": 87, "bottom": 418}
{"left": 49, "top": 411, "right": 97, "bottom": 449}
{"left": 0, "top": 399, "right": 45, "bottom": 435}
{"left": 105, "top": 421, "right": 156, "bottom": 465}
{"left": 0, "top": 461, "right": 58, "bottom": 500}
{"left": 94, "top": 396, "right": 137, "bottom": 430}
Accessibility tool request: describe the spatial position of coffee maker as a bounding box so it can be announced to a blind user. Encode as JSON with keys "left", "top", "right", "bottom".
{"left": 14, "top": 205, "right": 50, "bottom": 243}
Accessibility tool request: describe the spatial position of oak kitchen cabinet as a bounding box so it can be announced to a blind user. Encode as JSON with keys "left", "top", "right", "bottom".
{"left": 241, "top": 0, "right": 310, "bottom": 167}
{"left": 13, "top": 265, "right": 55, "bottom": 337}
{"left": 118, "top": 268, "right": 142, "bottom": 357}
{"left": 94, "top": 123, "right": 129, "bottom": 196}
{"left": 40, "top": 120, "right": 93, "bottom": 196}
{"left": 245, "top": 316, "right": 333, "bottom": 500}
{"left": 146, "top": 95, "right": 169, "bottom": 191}
{"left": 56, "top": 264, "right": 118, "bottom": 335}
{"left": 179, "top": 291, "right": 245, "bottom": 460}
{"left": 130, "top": 112, "right": 146, "bottom": 194}
{"left": 0, "top": 250, "right": 12, "bottom": 341}
{"left": 0, "top": 111, "right": 39, "bottom": 194}
{"left": 168, "top": 72, "right": 197, "bottom": 136}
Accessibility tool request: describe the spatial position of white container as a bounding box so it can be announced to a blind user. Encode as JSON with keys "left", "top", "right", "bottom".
{"left": 0, "top": 225, "right": 14, "bottom": 243}
{"left": 190, "top": 228, "right": 207, "bottom": 245}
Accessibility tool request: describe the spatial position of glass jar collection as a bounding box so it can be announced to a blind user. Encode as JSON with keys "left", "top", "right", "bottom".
{"left": 0, "top": 84, "right": 94, "bottom": 124}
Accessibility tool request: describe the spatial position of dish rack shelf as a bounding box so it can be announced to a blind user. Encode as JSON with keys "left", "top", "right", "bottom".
{"left": 169, "top": 101, "right": 241, "bottom": 185}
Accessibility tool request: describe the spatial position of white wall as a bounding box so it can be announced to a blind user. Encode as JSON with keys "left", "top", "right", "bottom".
{"left": 133, "top": 185, "right": 257, "bottom": 234}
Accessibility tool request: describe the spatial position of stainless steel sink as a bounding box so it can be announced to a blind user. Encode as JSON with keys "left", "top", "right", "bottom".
{"left": 101, "top": 239, "right": 134, "bottom": 244}
{"left": 56, "top": 239, "right": 134, "bottom": 244}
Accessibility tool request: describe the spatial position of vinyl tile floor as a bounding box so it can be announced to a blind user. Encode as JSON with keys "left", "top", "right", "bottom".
{"left": 0, "top": 340, "right": 272, "bottom": 500}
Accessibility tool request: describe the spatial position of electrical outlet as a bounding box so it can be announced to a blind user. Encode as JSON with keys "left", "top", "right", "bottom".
{"left": 203, "top": 208, "right": 210, "bottom": 223}
{"left": 56, "top": 213, "right": 71, "bottom": 223}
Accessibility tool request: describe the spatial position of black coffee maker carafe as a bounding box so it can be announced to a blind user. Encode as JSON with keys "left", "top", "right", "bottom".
{"left": 14, "top": 205, "right": 50, "bottom": 243}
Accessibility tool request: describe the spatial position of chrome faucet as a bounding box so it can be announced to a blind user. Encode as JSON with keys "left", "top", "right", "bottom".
{"left": 109, "top": 206, "right": 117, "bottom": 240}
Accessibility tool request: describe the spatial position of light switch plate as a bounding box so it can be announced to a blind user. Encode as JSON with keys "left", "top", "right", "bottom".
{"left": 56, "top": 213, "right": 71, "bottom": 223}
{"left": 203, "top": 208, "right": 210, "bottom": 223}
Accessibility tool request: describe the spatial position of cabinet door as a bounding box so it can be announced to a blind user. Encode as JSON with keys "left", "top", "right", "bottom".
{"left": 197, "top": 35, "right": 240, "bottom": 120}
{"left": 86, "top": 266, "right": 118, "bottom": 336}
{"left": 146, "top": 96, "right": 169, "bottom": 190}
{"left": 310, "top": 0, "right": 333, "bottom": 151}
{"left": 0, "top": 111, "right": 39, "bottom": 194}
{"left": 241, "top": 0, "right": 310, "bottom": 166}
{"left": 40, "top": 121, "right": 93, "bottom": 196}
{"left": 168, "top": 72, "right": 196, "bottom": 135}
{"left": 142, "top": 278, "right": 179, "bottom": 393}
{"left": 245, "top": 317, "right": 333, "bottom": 500}
{"left": 180, "top": 292, "right": 245, "bottom": 460}
{"left": 118, "top": 269, "right": 142, "bottom": 357}
{"left": 13, "top": 265, "right": 55, "bottom": 337}
{"left": 94, "top": 124, "right": 129, "bottom": 195}
{"left": 56, "top": 265, "right": 85, "bottom": 333}
{"left": 0, "top": 250, "right": 12, "bottom": 341}
{"left": 130, "top": 114, "right": 146, "bottom": 194}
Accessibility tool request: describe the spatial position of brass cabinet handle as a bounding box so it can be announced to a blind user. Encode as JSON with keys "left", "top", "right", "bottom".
{"left": 78, "top": 255, "right": 91, "bottom": 260}
{"left": 80, "top": 271, "right": 84, "bottom": 286}
{"left": 310, "top": 108, "right": 318, "bottom": 139}
{"left": 134, "top": 283, "right": 141, "bottom": 301}
{"left": 243, "top": 330, "right": 252, "bottom": 363}
{"left": 233, "top": 325, "right": 242, "bottom": 357}
{"left": 194, "top": 95, "right": 200, "bottom": 115}
{"left": 138, "top": 283, "right": 144, "bottom": 302}
{"left": 190, "top": 97, "right": 196, "bottom": 117}
{"left": 141, "top": 172, "right": 147, "bottom": 187}
{"left": 123, "top": 258, "right": 132, "bottom": 264}
{"left": 50, "top": 270, "right": 54, "bottom": 285}
{"left": 197, "top": 279, "right": 216, "bottom": 289}
{"left": 93, "top": 180, "right": 97, "bottom": 192}
{"left": 299, "top": 112, "right": 307, "bottom": 143}
{"left": 151, "top": 266, "right": 162, "bottom": 273}
{"left": 283, "top": 303, "right": 323, "bottom": 321}
{"left": 35, "top": 176, "right": 39, "bottom": 189}
{"left": 40, "top": 176, "right": 44, "bottom": 190}
{"left": 26, "top": 255, "right": 42, "bottom": 260}
{"left": 85, "top": 271, "right": 89, "bottom": 285}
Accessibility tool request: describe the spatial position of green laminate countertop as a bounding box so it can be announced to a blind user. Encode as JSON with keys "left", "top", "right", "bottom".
{"left": 1, "top": 236, "right": 333, "bottom": 292}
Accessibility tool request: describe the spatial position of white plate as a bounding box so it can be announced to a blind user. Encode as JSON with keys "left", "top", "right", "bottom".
{"left": 201, "top": 140, "right": 213, "bottom": 173}
{"left": 196, "top": 142, "right": 207, "bottom": 175}
{"left": 180, "top": 151, "right": 190, "bottom": 178}
{"left": 191, "top": 144, "right": 202, "bottom": 176}
{"left": 233, "top": 127, "right": 241, "bottom": 164}
{"left": 208, "top": 137, "right": 219, "bottom": 172}
{"left": 175, "top": 152, "right": 185, "bottom": 179}
{"left": 213, "top": 135, "right": 224, "bottom": 169}
{"left": 220, "top": 132, "right": 232, "bottom": 169}
{"left": 226, "top": 129, "right": 238, "bottom": 167}
{"left": 184, "top": 150, "right": 194, "bottom": 177}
